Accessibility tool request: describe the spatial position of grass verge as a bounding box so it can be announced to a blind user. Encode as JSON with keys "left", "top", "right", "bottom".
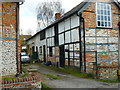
{"left": 34, "top": 63, "right": 94, "bottom": 79}
{"left": 43, "top": 74, "right": 59, "bottom": 80}
{"left": 2, "top": 73, "right": 29, "bottom": 80}
{"left": 97, "top": 79, "right": 120, "bottom": 83}
{"left": 41, "top": 82, "right": 51, "bottom": 90}
{"left": 2, "top": 77, "right": 16, "bottom": 80}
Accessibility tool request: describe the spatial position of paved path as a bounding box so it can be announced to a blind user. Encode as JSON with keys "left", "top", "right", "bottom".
{"left": 25, "top": 64, "right": 120, "bottom": 88}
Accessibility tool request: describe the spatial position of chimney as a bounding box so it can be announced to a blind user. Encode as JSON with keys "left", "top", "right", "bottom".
{"left": 55, "top": 13, "right": 61, "bottom": 20}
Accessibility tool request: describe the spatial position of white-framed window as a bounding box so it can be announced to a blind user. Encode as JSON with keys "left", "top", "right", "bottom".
{"left": 96, "top": 2, "right": 112, "bottom": 28}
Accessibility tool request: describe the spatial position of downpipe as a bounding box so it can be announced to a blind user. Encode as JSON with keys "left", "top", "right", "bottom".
{"left": 16, "top": 2, "right": 24, "bottom": 77}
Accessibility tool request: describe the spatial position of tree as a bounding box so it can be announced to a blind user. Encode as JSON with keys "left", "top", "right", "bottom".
{"left": 36, "top": 0, "right": 64, "bottom": 30}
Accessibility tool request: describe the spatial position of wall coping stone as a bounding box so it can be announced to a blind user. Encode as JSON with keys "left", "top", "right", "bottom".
{"left": 1, "top": 73, "right": 41, "bottom": 88}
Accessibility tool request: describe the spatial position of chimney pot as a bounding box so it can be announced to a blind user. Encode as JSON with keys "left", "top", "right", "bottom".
{"left": 55, "top": 13, "right": 61, "bottom": 20}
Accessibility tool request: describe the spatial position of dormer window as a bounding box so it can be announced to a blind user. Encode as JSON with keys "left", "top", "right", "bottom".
{"left": 96, "top": 2, "right": 112, "bottom": 28}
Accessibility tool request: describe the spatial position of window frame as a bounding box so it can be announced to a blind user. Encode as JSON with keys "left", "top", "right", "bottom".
{"left": 96, "top": 2, "right": 112, "bottom": 28}
{"left": 39, "top": 46, "right": 42, "bottom": 55}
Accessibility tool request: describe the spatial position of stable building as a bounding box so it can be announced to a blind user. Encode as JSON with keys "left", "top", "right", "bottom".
{"left": 26, "top": 0, "right": 120, "bottom": 80}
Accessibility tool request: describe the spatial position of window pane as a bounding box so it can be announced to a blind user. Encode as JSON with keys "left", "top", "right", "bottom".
{"left": 97, "top": 21, "right": 100, "bottom": 26}
{"left": 101, "top": 16, "right": 104, "bottom": 20}
{"left": 97, "top": 10, "right": 100, "bottom": 14}
{"left": 108, "top": 16, "right": 110, "bottom": 21}
{"left": 97, "top": 3, "right": 101, "bottom": 9}
{"left": 107, "top": 5, "right": 110, "bottom": 9}
{"left": 105, "top": 16, "right": 107, "bottom": 20}
{"left": 101, "top": 3, "right": 104, "bottom": 9}
{"left": 97, "top": 15, "right": 100, "bottom": 20}
{"left": 108, "top": 11, "right": 110, "bottom": 15}
{"left": 101, "top": 22, "right": 104, "bottom": 26}
{"left": 104, "top": 5, "right": 106, "bottom": 10}
{"left": 96, "top": 2, "right": 112, "bottom": 28}
{"left": 104, "top": 10, "right": 107, "bottom": 15}
{"left": 108, "top": 22, "right": 111, "bottom": 27}
{"left": 105, "top": 22, "right": 107, "bottom": 27}
{"left": 101, "top": 10, "right": 103, "bottom": 14}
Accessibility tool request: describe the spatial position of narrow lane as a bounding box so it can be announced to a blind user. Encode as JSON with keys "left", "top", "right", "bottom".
{"left": 24, "top": 64, "right": 119, "bottom": 88}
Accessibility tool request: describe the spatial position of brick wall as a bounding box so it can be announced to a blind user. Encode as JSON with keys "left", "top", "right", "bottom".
{"left": 82, "top": 2, "right": 120, "bottom": 79}
{"left": 0, "top": 2, "right": 20, "bottom": 76}
{"left": 97, "top": 66, "right": 119, "bottom": 80}
{"left": 1, "top": 74, "right": 41, "bottom": 88}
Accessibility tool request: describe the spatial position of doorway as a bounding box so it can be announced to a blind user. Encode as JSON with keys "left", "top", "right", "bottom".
{"left": 43, "top": 45, "right": 46, "bottom": 62}
{"left": 59, "top": 45, "right": 65, "bottom": 67}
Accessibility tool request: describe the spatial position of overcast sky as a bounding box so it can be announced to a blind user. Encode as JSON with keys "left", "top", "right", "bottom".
{"left": 19, "top": 0, "right": 85, "bottom": 35}
{"left": 20, "top": 0, "right": 120, "bottom": 35}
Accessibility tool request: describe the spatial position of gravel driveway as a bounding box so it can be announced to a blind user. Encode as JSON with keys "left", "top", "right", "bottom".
{"left": 24, "top": 64, "right": 120, "bottom": 89}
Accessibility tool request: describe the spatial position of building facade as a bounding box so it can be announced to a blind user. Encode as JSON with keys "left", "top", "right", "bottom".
{"left": 0, "top": 0, "right": 24, "bottom": 76}
{"left": 27, "top": 0, "right": 120, "bottom": 79}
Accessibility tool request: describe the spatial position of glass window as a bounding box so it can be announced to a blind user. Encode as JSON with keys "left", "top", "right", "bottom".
{"left": 96, "top": 2, "right": 112, "bottom": 28}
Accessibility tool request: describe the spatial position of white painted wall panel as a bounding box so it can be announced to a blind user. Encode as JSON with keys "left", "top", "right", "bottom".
{"left": 70, "top": 52, "right": 74, "bottom": 57}
{"left": 71, "top": 29, "right": 79, "bottom": 42}
{"left": 47, "top": 38, "right": 50, "bottom": 46}
{"left": 46, "top": 29, "right": 49, "bottom": 38}
{"left": 52, "top": 47, "right": 55, "bottom": 55}
{"left": 49, "top": 38, "right": 52, "bottom": 46}
{"left": 51, "top": 37, "right": 54, "bottom": 46}
{"left": 74, "top": 60, "right": 80, "bottom": 67}
{"left": 65, "top": 45, "right": 69, "bottom": 49}
{"left": 58, "top": 21, "right": 64, "bottom": 33}
{"left": 74, "top": 43, "right": 79, "bottom": 50}
{"left": 51, "top": 27, "right": 55, "bottom": 36}
{"left": 40, "top": 39, "right": 46, "bottom": 46}
{"left": 71, "top": 15, "right": 79, "bottom": 28}
{"left": 35, "top": 35, "right": 40, "bottom": 47}
{"left": 74, "top": 52, "right": 79, "bottom": 57}
{"left": 65, "top": 18, "right": 70, "bottom": 31}
{"left": 65, "top": 31, "right": 71, "bottom": 43}
{"left": 69, "top": 44, "right": 73, "bottom": 51}
{"left": 65, "top": 52, "right": 68, "bottom": 58}
{"left": 59, "top": 34, "right": 64, "bottom": 45}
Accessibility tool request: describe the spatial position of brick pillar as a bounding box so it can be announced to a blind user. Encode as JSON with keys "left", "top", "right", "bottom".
{"left": 17, "top": 40, "right": 21, "bottom": 73}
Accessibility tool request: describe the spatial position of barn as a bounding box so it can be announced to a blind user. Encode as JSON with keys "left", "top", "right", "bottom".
{"left": 26, "top": 0, "right": 120, "bottom": 80}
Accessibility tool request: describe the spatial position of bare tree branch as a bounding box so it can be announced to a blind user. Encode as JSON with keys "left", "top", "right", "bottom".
{"left": 36, "top": 0, "right": 65, "bottom": 31}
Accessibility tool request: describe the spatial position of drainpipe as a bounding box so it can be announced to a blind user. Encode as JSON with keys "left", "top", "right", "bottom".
{"left": 118, "top": 22, "right": 120, "bottom": 68}
{"left": 16, "top": 2, "right": 20, "bottom": 76}
{"left": 16, "top": 2, "right": 24, "bottom": 76}
{"left": 81, "top": 17, "right": 86, "bottom": 72}
{"left": 77, "top": 13, "right": 86, "bottom": 73}
{"left": 78, "top": 13, "right": 83, "bottom": 72}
